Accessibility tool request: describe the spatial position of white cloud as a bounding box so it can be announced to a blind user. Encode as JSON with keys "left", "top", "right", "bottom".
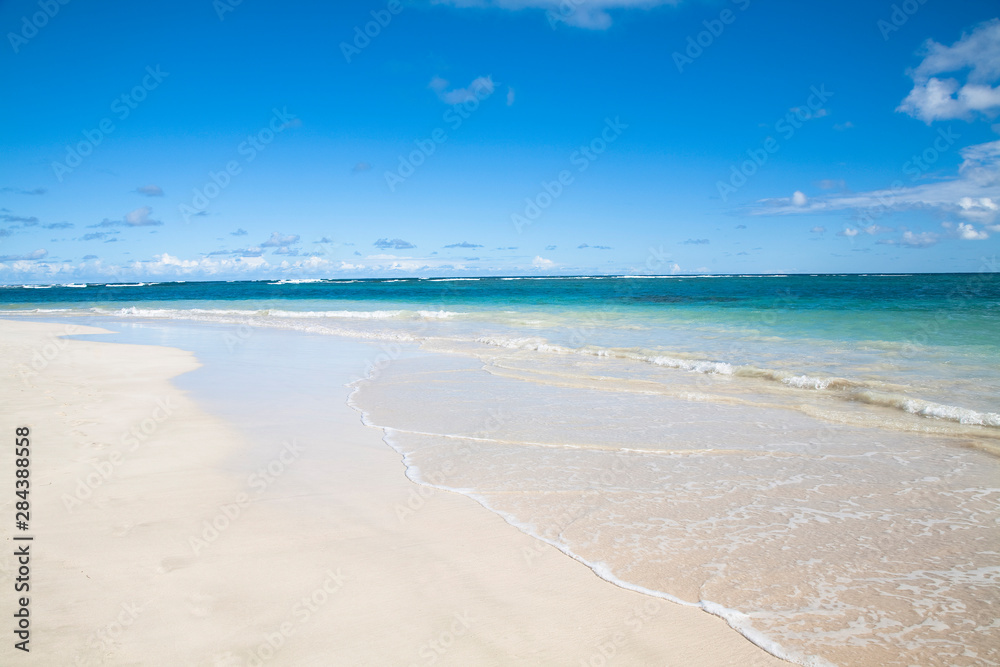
{"left": 532, "top": 255, "right": 554, "bottom": 268}
{"left": 430, "top": 76, "right": 495, "bottom": 104}
{"left": 897, "top": 19, "right": 1000, "bottom": 122}
{"left": 810, "top": 226, "right": 826, "bottom": 233}
{"left": 957, "top": 195, "right": 999, "bottom": 222}
{"left": 125, "top": 206, "right": 163, "bottom": 226}
{"left": 506, "top": 86, "right": 515, "bottom": 106}
{"left": 956, "top": 222, "right": 989, "bottom": 240}
{"left": 838, "top": 227, "right": 859, "bottom": 237}
{"left": 135, "top": 185, "right": 164, "bottom": 197}
{"left": 434, "top": 0, "right": 680, "bottom": 29}
{"left": 791, "top": 190, "right": 808, "bottom": 206}
{"left": 877, "top": 231, "right": 940, "bottom": 248}
{"left": 863, "top": 224, "right": 894, "bottom": 234}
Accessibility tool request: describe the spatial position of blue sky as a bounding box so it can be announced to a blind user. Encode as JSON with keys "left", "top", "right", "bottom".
{"left": 1, "top": 0, "right": 998, "bottom": 282}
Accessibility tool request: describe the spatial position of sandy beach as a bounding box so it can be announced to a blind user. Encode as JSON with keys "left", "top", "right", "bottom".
{"left": 0, "top": 319, "right": 788, "bottom": 665}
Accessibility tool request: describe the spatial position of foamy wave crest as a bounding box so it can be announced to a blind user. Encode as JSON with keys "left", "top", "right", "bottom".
{"left": 268, "top": 310, "right": 404, "bottom": 319}
{"left": 476, "top": 335, "right": 569, "bottom": 353}
{"left": 903, "top": 399, "right": 1000, "bottom": 426}
{"left": 417, "top": 310, "right": 461, "bottom": 319}
{"left": 854, "top": 391, "right": 1000, "bottom": 427}
{"left": 782, "top": 375, "right": 831, "bottom": 390}
{"left": 647, "top": 355, "right": 735, "bottom": 375}
{"left": 112, "top": 307, "right": 463, "bottom": 321}
{"left": 476, "top": 336, "right": 737, "bottom": 375}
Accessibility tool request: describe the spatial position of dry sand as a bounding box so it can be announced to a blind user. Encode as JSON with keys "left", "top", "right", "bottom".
{"left": 0, "top": 319, "right": 789, "bottom": 665}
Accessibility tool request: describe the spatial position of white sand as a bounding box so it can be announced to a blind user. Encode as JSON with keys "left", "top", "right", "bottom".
{"left": 0, "top": 319, "right": 788, "bottom": 665}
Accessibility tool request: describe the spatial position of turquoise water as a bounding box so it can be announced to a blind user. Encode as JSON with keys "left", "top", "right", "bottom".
{"left": 5, "top": 273, "right": 1000, "bottom": 427}
{"left": 5, "top": 273, "right": 999, "bottom": 665}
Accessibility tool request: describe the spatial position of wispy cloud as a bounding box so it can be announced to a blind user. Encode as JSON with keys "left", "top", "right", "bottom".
{"left": 0, "top": 187, "right": 46, "bottom": 195}
{"left": 876, "top": 231, "right": 939, "bottom": 247}
{"left": 0, "top": 249, "right": 47, "bottom": 261}
{"left": 94, "top": 207, "right": 164, "bottom": 228}
{"left": 373, "top": 238, "right": 416, "bottom": 249}
{"left": 444, "top": 241, "right": 483, "bottom": 248}
{"left": 429, "top": 75, "right": 495, "bottom": 104}
{"left": 436, "top": 0, "right": 681, "bottom": 29}
{"left": 231, "top": 228, "right": 248, "bottom": 236}
{"left": 751, "top": 140, "right": 1000, "bottom": 225}
{"left": 125, "top": 206, "right": 163, "bottom": 226}
{"left": 682, "top": 238, "right": 710, "bottom": 245}
{"left": 261, "top": 232, "right": 300, "bottom": 247}
{"left": 81, "top": 231, "right": 118, "bottom": 241}
{"left": 135, "top": 184, "right": 164, "bottom": 197}
{"left": 0, "top": 213, "right": 39, "bottom": 225}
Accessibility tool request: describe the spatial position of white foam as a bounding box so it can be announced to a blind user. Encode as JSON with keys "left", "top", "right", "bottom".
{"left": 647, "top": 355, "right": 735, "bottom": 375}
{"left": 783, "top": 375, "right": 831, "bottom": 390}
{"left": 902, "top": 398, "right": 1000, "bottom": 427}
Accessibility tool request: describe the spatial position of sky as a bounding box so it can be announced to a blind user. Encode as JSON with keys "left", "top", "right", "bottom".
{"left": 1, "top": 0, "right": 999, "bottom": 282}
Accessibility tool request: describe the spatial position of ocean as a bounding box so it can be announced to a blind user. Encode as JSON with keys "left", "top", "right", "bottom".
{"left": 4, "top": 273, "right": 999, "bottom": 666}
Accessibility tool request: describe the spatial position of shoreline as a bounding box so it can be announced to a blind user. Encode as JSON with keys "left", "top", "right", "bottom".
{"left": 1, "top": 318, "right": 789, "bottom": 665}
